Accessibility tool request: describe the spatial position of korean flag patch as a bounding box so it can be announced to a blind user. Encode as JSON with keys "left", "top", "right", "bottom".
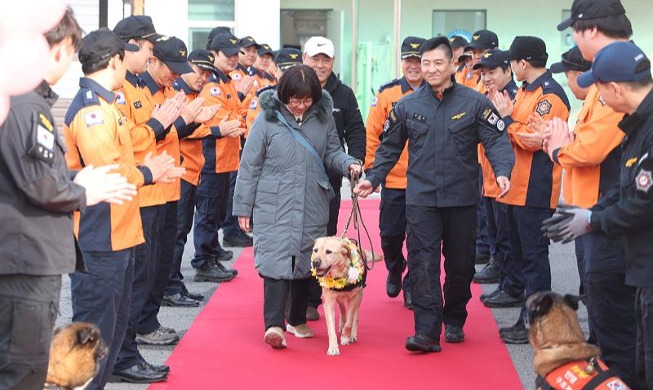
{"left": 370, "top": 96, "right": 378, "bottom": 107}
{"left": 210, "top": 87, "right": 221, "bottom": 96}
{"left": 84, "top": 111, "right": 104, "bottom": 127}
{"left": 249, "top": 99, "right": 258, "bottom": 110}
{"left": 487, "top": 113, "right": 499, "bottom": 125}
{"left": 115, "top": 92, "right": 126, "bottom": 105}
{"left": 536, "top": 99, "right": 552, "bottom": 116}
{"left": 232, "top": 73, "right": 242, "bottom": 81}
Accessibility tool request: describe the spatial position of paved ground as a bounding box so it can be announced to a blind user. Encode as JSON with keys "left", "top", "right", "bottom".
{"left": 55, "top": 184, "right": 584, "bottom": 390}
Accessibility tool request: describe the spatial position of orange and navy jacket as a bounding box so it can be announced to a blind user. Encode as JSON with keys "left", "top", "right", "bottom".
{"left": 114, "top": 71, "right": 167, "bottom": 208}
{"left": 480, "top": 80, "right": 519, "bottom": 198}
{"left": 537, "top": 357, "right": 630, "bottom": 390}
{"left": 245, "top": 84, "right": 275, "bottom": 136}
{"left": 498, "top": 71, "right": 570, "bottom": 209}
{"left": 551, "top": 85, "right": 624, "bottom": 208}
{"left": 63, "top": 77, "right": 146, "bottom": 252}
{"left": 230, "top": 63, "right": 256, "bottom": 110}
{"left": 172, "top": 78, "right": 221, "bottom": 186}
{"left": 140, "top": 71, "right": 188, "bottom": 202}
{"left": 199, "top": 69, "right": 245, "bottom": 174}
{"left": 248, "top": 66, "right": 276, "bottom": 91}
{"left": 364, "top": 77, "right": 423, "bottom": 189}
{"left": 455, "top": 65, "right": 480, "bottom": 89}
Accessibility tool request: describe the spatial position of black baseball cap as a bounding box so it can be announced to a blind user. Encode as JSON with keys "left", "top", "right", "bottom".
{"left": 210, "top": 33, "right": 240, "bottom": 56}
{"left": 577, "top": 41, "right": 651, "bottom": 88}
{"left": 509, "top": 36, "right": 548, "bottom": 62}
{"left": 473, "top": 49, "right": 511, "bottom": 70}
{"left": 458, "top": 46, "right": 473, "bottom": 64}
{"left": 468, "top": 30, "right": 499, "bottom": 50}
{"left": 188, "top": 49, "right": 217, "bottom": 73}
{"left": 557, "top": 0, "right": 626, "bottom": 31}
{"left": 79, "top": 28, "right": 139, "bottom": 64}
{"left": 550, "top": 46, "right": 592, "bottom": 74}
{"left": 401, "top": 36, "right": 426, "bottom": 59}
{"left": 449, "top": 35, "right": 469, "bottom": 49}
{"left": 153, "top": 36, "right": 193, "bottom": 75}
{"left": 239, "top": 36, "right": 260, "bottom": 49}
{"left": 113, "top": 15, "right": 162, "bottom": 43}
{"left": 207, "top": 26, "right": 231, "bottom": 49}
{"left": 258, "top": 43, "right": 274, "bottom": 57}
{"left": 275, "top": 48, "right": 302, "bottom": 70}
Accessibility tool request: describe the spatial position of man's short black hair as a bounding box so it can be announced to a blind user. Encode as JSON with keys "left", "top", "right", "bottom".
{"left": 81, "top": 50, "right": 124, "bottom": 75}
{"left": 45, "top": 6, "right": 83, "bottom": 51}
{"left": 572, "top": 14, "right": 633, "bottom": 39}
{"left": 276, "top": 64, "right": 322, "bottom": 105}
{"left": 419, "top": 36, "right": 452, "bottom": 59}
{"left": 620, "top": 74, "right": 653, "bottom": 90}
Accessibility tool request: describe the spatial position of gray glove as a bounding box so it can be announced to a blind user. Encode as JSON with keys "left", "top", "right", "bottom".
{"left": 542, "top": 204, "right": 592, "bottom": 244}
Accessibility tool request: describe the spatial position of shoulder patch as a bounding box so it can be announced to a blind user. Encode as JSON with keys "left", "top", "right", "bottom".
{"left": 370, "top": 96, "right": 378, "bottom": 107}
{"left": 133, "top": 101, "right": 143, "bottom": 109}
{"left": 487, "top": 112, "right": 499, "bottom": 125}
{"left": 496, "top": 120, "right": 505, "bottom": 131}
{"left": 232, "top": 73, "right": 242, "bottom": 81}
{"left": 115, "top": 92, "right": 126, "bottom": 105}
{"left": 378, "top": 78, "right": 400, "bottom": 93}
{"left": 84, "top": 111, "right": 104, "bottom": 127}
{"left": 481, "top": 108, "right": 492, "bottom": 120}
{"left": 536, "top": 99, "right": 552, "bottom": 116}
{"left": 636, "top": 169, "right": 652, "bottom": 193}
{"left": 249, "top": 99, "right": 258, "bottom": 110}
{"left": 38, "top": 113, "right": 54, "bottom": 132}
{"left": 383, "top": 109, "right": 399, "bottom": 133}
{"left": 210, "top": 86, "right": 221, "bottom": 96}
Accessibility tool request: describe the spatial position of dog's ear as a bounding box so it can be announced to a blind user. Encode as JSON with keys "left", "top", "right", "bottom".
{"left": 340, "top": 240, "right": 351, "bottom": 257}
{"left": 528, "top": 292, "right": 554, "bottom": 320}
{"left": 563, "top": 294, "right": 582, "bottom": 311}
{"left": 52, "top": 326, "right": 63, "bottom": 336}
{"left": 77, "top": 326, "right": 98, "bottom": 345}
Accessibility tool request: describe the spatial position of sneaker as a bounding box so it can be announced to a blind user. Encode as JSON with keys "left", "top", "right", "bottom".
{"left": 480, "top": 287, "right": 502, "bottom": 302}
{"left": 158, "top": 325, "right": 176, "bottom": 334}
{"left": 223, "top": 233, "right": 253, "bottom": 247}
{"left": 194, "top": 263, "right": 235, "bottom": 283}
{"left": 444, "top": 324, "right": 465, "bottom": 343}
{"left": 473, "top": 262, "right": 500, "bottom": 284}
{"left": 214, "top": 261, "right": 238, "bottom": 277}
{"left": 475, "top": 252, "right": 491, "bottom": 264}
{"left": 306, "top": 306, "right": 320, "bottom": 321}
{"left": 136, "top": 328, "right": 179, "bottom": 345}
{"left": 286, "top": 323, "right": 314, "bottom": 338}
{"left": 217, "top": 249, "right": 234, "bottom": 261}
{"left": 181, "top": 284, "right": 205, "bottom": 301}
{"left": 405, "top": 334, "right": 441, "bottom": 353}
{"left": 264, "top": 326, "right": 287, "bottom": 349}
{"left": 483, "top": 290, "right": 523, "bottom": 308}
{"left": 500, "top": 321, "right": 529, "bottom": 344}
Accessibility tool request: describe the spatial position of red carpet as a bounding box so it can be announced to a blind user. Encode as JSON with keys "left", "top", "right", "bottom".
{"left": 150, "top": 199, "right": 523, "bottom": 390}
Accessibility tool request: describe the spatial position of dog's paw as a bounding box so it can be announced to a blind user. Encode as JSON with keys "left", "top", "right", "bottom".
{"left": 341, "top": 336, "right": 351, "bottom": 345}
{"left": 327, "top": 346, "right": 340, "bottom": 356}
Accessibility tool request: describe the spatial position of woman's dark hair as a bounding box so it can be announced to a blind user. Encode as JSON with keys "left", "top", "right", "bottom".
{"left": 45, "top": 6, "right": 83, "bottom": 51}
{"left": 572, "top": 14, "right": 633, "bottom": 39}
{"left": 276, "top": 64, "right": 322, "bottom": 105}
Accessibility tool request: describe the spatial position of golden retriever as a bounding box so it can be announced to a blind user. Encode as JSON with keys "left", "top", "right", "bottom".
{"left": 312, "top": 237, "right": 380, "bottom": 356}
{"left": 527, "top": 291, "right": 630, "bottom": 389}
{"left": 45, "top": 322, "right": 107, "bottom": 390}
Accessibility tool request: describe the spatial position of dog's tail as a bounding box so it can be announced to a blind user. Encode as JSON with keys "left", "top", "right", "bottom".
{"left": 363, "top": 249, "right": 383, "bottom": 263}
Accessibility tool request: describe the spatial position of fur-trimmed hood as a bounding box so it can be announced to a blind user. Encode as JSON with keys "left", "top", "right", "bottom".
{"left": 258, "top": 89, "right": 334, "bottom": 123}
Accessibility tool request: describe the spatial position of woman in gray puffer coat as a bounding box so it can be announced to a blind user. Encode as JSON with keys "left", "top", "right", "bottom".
{"left": 233, "top": 65, "right": 361, "bottom": 349}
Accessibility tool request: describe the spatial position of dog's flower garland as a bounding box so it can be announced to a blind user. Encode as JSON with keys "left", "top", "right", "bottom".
{"left": 311, "top": 239, "right": 365, "bottom": 290}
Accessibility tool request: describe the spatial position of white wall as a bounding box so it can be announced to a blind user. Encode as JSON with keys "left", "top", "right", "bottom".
{"left": 234, "top": 0, "right": 281, "bottom": 49}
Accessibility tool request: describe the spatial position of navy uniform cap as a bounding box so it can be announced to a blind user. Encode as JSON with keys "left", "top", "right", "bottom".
{"left": 210, "top": 33, "right": 240, "bottom": 56}
{"left": 473, "top": 49, "right": 511, "bottom": 70}
{"left": 449, "top": 35, "right": 469, "bottom": 49}
{"left": 557, "top": 0, "right": 626, "bottom": 31}
{"left": 188, "top": 49, "right": 218, "bottom": 73}
{"left": 79, "top": 28, "right": 139, "bottom": 65}
{"left": 207, "top": 26, "right": 231, "bottom": 48}
{"left": 153, "top": 36, "right": 193, "bottom": 75}
{"left": 577, "top": 41, "right": 651, "bottom": 88}
{"left": 468, "top": 30, "right": 498, "bottom": 50}
{"left": 258, "top": 43, "right": 274, "bottom": 57}
{"left": 401, "top": 36, "right": 426, "bottom": 59}
{"left": 275, "top": 48, "right": 302, "bottom": 70}
{"left": 239, "top": 36, "right": 260, "bottom": 49}
{"left": 509, "top": 36, "right": 548, "bottom": 62}
{"left": 113, "top": 15, "right": 162, "bottom": 42}
{"left": 550, "top": 46, "right": 592, "bottom": 74}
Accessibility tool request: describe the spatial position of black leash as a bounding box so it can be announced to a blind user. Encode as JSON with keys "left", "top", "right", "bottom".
{"left": 340, "top": 165, "right": 376, "bottom": 271}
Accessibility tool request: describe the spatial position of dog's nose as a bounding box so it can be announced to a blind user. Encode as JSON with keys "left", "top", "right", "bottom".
{"left": 311, "top": 260, "right": 321, "bottom": 268}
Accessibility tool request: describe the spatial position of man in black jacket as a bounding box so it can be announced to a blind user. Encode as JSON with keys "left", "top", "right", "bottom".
{"left": 303, "top": 36, "right": 366, "bottom": 319}
{"left": 355, "top": 37, "right": 514, "bottom": 353}
{"left": 0, "top": 9, "right": 137, "bottom": 390}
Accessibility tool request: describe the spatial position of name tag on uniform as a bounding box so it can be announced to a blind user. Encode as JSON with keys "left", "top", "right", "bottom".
{"left": 36, "top": 125, "right": 54, "bottom": 150}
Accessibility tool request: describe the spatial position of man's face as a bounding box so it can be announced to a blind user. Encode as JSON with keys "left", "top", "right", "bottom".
{"left": 215, "top": 50, "right": 239, "bottom": 73}
{"left": 239, "top": 46, "right": 258, "bottom": 67}
{"left": 481, "top": 66, "right": 511, "bottom": 92}
{"left": 564, "top": 70, "right": 588, "bottom": 100}
{"left": 128, "top": 39, "right": 153, "bottom": 74}
{"left": 50, "top": 36, "right": 76, "bottom": 84}
{"left": 451, "top": 47, "right": 464, "bottom": 66}
{"left": 150, "top": 58, "right": 180, "bottom": 88}
{"left": 253, "top": 53, "right": 272, "bottom": 73}
{"left": 472, "top": 48, "right": 489, "bottom": 65}
{"left": 596, "top": 82, "right": 626, "bottom": 113}
{"left": 110, "top": 53, "right": 127, "bottom": 90}
{"left": 401, "top": 56, "right": 422, "bottom": 84}
{"left": 510, "top": 60, "right": 526, "bottom": 82}
{"left": 572, "top": 28, "right": 598, "bottom": 60}
{"left": 182, "top": 63, "right": 213, "bottom": 92}
{"left": 303, "top": 53, "right": 334, "bottom": 86}
{"left": 421, "top": 47, "right": 453, "bottom": 90}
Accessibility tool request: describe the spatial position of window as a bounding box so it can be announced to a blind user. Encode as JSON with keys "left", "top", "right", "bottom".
{"left": 188, "top": 0, "right": 235, "bottom": 51}
{"left": 432, "top": 10, "right": 486, "bottom": 42}
{"left": 280, "top": 10, "right": 329, "bottom": 49}
{"left": 561, "top": 10, "right": 574, "bottom": 50}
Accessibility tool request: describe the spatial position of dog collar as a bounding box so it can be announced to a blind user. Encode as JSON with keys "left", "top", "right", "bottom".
{"left": 43, "top": 383, "right": 73, "bottom": 390}
{"left": 311, "top": 239, "right": 366, "bottom": 291}
{"left": 537, "top": 357, "right": 628, "bottom": 390}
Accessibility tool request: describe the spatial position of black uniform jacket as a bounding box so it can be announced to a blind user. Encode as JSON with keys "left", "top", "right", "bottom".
{"left": 367, "top": 80, "right": 514, "bottom": 208}
{"left": 0, "top": 81, "right": 86, "bottom": 275}
{"left": 590, "top": 88, "right": 653, "bottom": 288}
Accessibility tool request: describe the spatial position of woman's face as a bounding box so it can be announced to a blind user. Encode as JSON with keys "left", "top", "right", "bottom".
{"left": 286, "top": 96, "right": 313, "bottom": 117}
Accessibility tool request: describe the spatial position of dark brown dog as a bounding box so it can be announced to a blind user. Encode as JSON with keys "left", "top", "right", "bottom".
{"left": 45, "top": 322, "right": 107, "bottom": 390}
{"left": 527, "top": 291, "right": 630, "bottom": 389}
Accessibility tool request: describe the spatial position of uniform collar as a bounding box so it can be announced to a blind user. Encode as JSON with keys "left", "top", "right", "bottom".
{"left": 125, "top": 71, "right": 140, "bottom": 87}
{"left": 399, "top": 77, "right": 424, "bottom": 94}
{"left": 214, "top": 68, "right": 231, "bottom": 84}
{"left": 141, "top": 71, "right": 162, "bottom": 95}
{"left": 249, "top": 66, "right": 275, "bottom": 81}
{"left": 35, "top": 80, "right": 59, "bottom": 107}
{"left": 236, "top": 63, "right": 248, "bottom": 74}
{"left": 618, "top": 88, "right": 653, "bottom": 135}
{"left": 501, "top": 79, "right": 519, "bottom": 99}
{"left": 173, "top": 77, "right": 195, "bottom": 94}
{"left": 79, "top": 77, "right": 115, "bottom": 103}
{"left": 524, "top": 70, "right": 552, "bottom": 92}
{"left": 426, "top": 77, "right": 456, "bottom": 100}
